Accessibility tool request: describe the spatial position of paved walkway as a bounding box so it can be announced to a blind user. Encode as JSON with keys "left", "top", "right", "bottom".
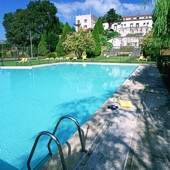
{"left": 42, "top": 64, "right": 170, "bottom": 170}
{"left": 78, "top": 65, "right": 170, "bottom": 170}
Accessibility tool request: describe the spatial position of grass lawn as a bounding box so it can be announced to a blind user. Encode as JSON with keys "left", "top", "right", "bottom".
{"left": 0, "top": 55, "right": 156, "bottom": 66}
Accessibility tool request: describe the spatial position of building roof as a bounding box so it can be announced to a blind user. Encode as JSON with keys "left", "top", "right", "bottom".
{"left": 123, "top": 14, "right": 152, "bottom": 18}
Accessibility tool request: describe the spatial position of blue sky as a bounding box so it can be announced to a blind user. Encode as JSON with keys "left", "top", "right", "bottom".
{"left": 0, "top": 0, "right": 155, "bottom": 40}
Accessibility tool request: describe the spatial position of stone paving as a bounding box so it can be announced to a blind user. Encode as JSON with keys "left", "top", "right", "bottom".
{"left": 42, "top": 64, "right": 170, "bottom": 170}
{"left": 78, "top": 65, "right": 170, "bottom": 170}
{"left": 125, "top": 65, "right": 170, "bottom": 170}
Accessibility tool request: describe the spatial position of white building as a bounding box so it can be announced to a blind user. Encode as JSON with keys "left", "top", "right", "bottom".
{"left": 75, "top": 14, "right": 153, "bottom": 55}
{"left": 103, "top": 14, "right": 152, "bottom": 32}
{"left": 75, "top": 14, "right": 97, "bottom": 32}
{"left": 104, "top": 14, "right": 153, "bottom": 50}
{"left": 75, "top": 14, "right": 152, "bottom": 34}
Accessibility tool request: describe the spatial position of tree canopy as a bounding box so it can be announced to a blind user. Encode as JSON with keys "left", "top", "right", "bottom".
{"left": 143, "top": 0, "right": 170, "bottom": 45}
{"left": 87, "top": 17, "right": 104, "bottom": 57}
{"left": 102, "top": 8, "right": 123, "bottom": 30}
{"left": 3, "top": 0, "right": 60, "bottom": 47}
{"left": 56, "top": 22, "right": 73, "bottom": 56}
{"left": 62, "top": 29, "right": 95, "bottom": 58}
{"left": 140, "top": 29, "right": 160, "bottom": 57}
{"left": 38, "top": 30, "right": 49, "bottom": 56}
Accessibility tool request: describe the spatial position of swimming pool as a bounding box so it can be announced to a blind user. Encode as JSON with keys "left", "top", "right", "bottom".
{"left": 0, "top": 63, "right": 137, "bottom": 169}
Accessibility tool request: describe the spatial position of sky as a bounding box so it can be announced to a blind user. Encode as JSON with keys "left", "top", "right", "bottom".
{"left": 0, "top": 0, "right": 155, "bottom": 40}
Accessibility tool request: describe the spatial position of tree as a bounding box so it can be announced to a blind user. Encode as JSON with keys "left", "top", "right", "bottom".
{"left": 140, "top": 29, "right": 160, "bottom": 57}
{"left": 56, "top": 22, "right": 72, "bottom": 56}
{"left": 95, "top": 17, "right": 104, "bottom": 34}
{"left": 3, "top": 0, "right": 60, "bottom": 47}
{"left": 143, "top": 0, "right": 170, "bottom": 45}
{"left": 38, "top": 30, "right": 49, "bottom": 56}
{"left": 47, "top": 32, "right": 59, "bottom": 52}
{"left": 70, "top": 26, "right": 76, "bottom": 32}
{"left": 62, "top": 29, "right": 95, "bottom": 58}
{"left": 87, "top": 18, "right": 104, "bottom": 57}
{"left": 3, "top": 10, "right": 29, "bottom": 46}
{"left": 90, "top": 28, "right": 101, "bottom": 56}
{"left": 102, "top": 8, "right": 123, "bottom": 30}
{"left": 59, "top": 22, "right": 64, "bottom": 34}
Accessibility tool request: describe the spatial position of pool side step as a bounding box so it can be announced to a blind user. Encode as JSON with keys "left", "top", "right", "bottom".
{"left": 34, "top": 154, "right": 52, "bottom": 170}
{"left": 73, "top": 120, "right": 111, "bottom": 169}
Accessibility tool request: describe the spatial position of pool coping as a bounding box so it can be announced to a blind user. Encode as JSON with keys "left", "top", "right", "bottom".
{"left": 0, "top": 62, "right": 141, "bottom": 70}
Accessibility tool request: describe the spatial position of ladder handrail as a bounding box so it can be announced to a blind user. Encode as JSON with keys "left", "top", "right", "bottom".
{"left": 27, "top": 131, "right": 67, "bottom": 170}
{"left": 47, "top": 115, "right": 86, "bottom": 154}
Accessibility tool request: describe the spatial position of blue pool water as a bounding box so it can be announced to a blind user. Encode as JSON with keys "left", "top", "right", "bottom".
{"left": 0, "top": 63, "right": 137, "bottom": 169}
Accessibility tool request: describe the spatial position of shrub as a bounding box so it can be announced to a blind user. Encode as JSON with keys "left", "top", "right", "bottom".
{"left": 47, "top": 52, "right": 57, "bottom": 58}
{"left": 121, "top": 46, "right": 133, "bottom": 52}
{"left": 126, "top": 34, "right": 136, "bottom": 37}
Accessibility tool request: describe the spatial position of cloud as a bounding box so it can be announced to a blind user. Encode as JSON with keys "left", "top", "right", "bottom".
{"left": 122, "top": 3, "right": 154, "bottom": 15}
{"left": 51, "top": 0, "right": 154, "bottom": 26}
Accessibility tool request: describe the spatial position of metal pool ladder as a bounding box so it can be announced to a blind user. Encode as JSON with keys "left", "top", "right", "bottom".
{"left": 27, "top": 115, "right": 86, "bottom": 170}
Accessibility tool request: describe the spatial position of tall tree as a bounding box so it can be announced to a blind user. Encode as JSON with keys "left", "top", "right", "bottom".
{"left": 102, "top": 8, "right": 123, "bottom": 30}
{"left": 143, "top": 0, "right": 170, "bottom": 45}
{"left": 3, "top": 0, "right": 60, "bottom": 47}
{"left": 96, "top": 17, "right": 104, "bottom": 34}
{"left": 56, "top": 22, "right": 72, "bottom": 56}
{"left": 62, "top": 29, "right": 95, "bottom": 58}
{"left": 38, "top": 30, "right": 49, "bottom": 56}
{"left": 87, "top": 18, "right": 104, "bottom": 57}
{"left": 140, "top": 29, "right": 160, "bottom": 57}
{"left": 47, "top": 32, "right": 59, "bottom": 52}
{"left": 59, "top": 22, "right": 65, "bottom": 34}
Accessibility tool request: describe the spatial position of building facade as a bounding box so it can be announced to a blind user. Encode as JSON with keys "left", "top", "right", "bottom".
{"left": 103, "top": 14, "right": 152, "bottom": 32}
{"left": 107, "top": 14, "right": 153, "bottom": 50}
{"left": 75, "top": 14, "right": 97, "bottom": 32}
{"left": 75, "top": 14, "right": 153, "bottom": 55}
{"left": 75, "top": 14, "right": 152, "bottom": 34}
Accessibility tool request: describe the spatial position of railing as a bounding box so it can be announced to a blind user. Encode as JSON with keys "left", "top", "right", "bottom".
{"left": 47, "top": 115, "right": 86, "bottom": 154}
{"left": 27, "top": 131, "right": 67, "bottom": 170}
{"left": 27, "top": 115, "right": 86, "bottom": 170}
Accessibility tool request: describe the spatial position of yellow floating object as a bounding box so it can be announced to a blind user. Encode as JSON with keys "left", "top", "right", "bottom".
{"left": 119, "top": 100, "right": 132, "bottom": 108}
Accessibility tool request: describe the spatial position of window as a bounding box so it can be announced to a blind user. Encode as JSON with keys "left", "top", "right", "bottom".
{"left": 124, "top": 24, "right": 126, "bottom": 26}
{"left": 84, "top": 25, "right": 87, "bottom": 28}
{"left": 143, "top": 22, "right": 146, "bottom": 25}
{"left": 137, "top": 17, "right": 139, "bottom": 19}
{"left": 130, "top": 23, "right": 133, "bottom": 27}
{"left": 84, "top": 19, "right": 87, "bottom": 23}
{"left": 77, "top": 20, "right": 80, "bottom": 24}
{"left": 136, "top": 23, "right": 139, "bottom": 27}
{"left": 147, "top": 22, "right": 149, "bottom": 25}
